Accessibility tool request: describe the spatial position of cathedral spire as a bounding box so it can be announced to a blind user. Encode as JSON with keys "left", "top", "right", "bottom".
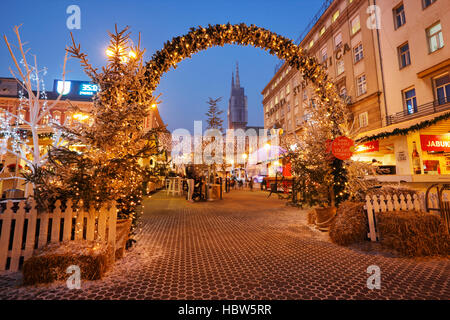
{"left": 235, "top": 61, "right": 240, "bottom": 88}
{"left": 231, "top": 71, "right": 235, "bottom": 89}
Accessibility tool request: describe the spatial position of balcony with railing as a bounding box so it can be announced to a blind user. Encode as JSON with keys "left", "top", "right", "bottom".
{"left": 386, "top": 97, "right": 450, "bottom": 126}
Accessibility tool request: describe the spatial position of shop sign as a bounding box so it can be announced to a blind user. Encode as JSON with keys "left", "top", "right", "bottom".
{"left": 355, "top": 140, "right": 379, "bottom": 153}
{"left": 420, "top": 134, "right": 450, "bottom": 152}
{"left": 332, "top": 136, "right": 355, "bottom": 160}
{"left": 396, "top": 151, "right": 407, "bottom": 161}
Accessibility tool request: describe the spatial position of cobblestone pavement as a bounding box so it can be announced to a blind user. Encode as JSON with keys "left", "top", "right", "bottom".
{"left": 0, "top": 190, "right": 449, "bottom": 300}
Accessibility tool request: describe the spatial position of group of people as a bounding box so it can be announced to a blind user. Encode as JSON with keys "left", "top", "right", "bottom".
{"left": 229, "top": 176, "right": 254, "bottom": 191}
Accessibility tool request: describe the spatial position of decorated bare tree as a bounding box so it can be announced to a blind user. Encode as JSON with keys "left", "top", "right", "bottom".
{"left": 0, "top": 26, "right": 68, "bottom": 175}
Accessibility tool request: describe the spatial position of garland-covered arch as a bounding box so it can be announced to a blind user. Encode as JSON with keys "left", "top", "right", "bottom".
{"left": 144, "top": 23, "right": 344, "bottom": 119}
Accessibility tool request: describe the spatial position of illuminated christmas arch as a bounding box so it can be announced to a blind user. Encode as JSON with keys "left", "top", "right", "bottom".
{"left": 144, "top": 23, "right": 343, "bottom": 112}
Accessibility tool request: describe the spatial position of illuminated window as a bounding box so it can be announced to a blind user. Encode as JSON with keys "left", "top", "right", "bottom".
{"left": 53, "top": 111, "right": 61, "bottom": 124}
{"left": 41, "top": 113, "right": 49, "bottom": 125}
{"left": 393, "top": 4, "right": 406, "bottom": 29}
{"left": 309, "top": 40, "right": 314, "bottom": 48}
{"left": 332, "top": 10, "right": 340, "bottom": 23}
{"left": 403, "top": 88, "right": 417, "bottom": 114}
{"left": 19, "top": 110, "right": 26, "bottom": 124}
{"left": 359, "top": 112, "right": 368, "bottom": 128}
{"left": 320, "top": 26, "right": 326, "bottom": 36}
{"left": 427, "top": 22, "right": 444, "bottom": 53}
{"left": 357, "top": 74, "right": 367, "bottom": 96}
{"left": 351, "top": 16, "right": 361, "bottom": 35}
{"left": 354, "top": 43, "right": 364, "bottom": 63}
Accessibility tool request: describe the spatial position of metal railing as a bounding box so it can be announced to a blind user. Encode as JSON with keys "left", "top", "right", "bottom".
{"left": 386, "top": 97, "right": 450, "bottom": 126}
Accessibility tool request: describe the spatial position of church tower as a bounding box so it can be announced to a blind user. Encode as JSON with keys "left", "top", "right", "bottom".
{"left": 227, "top": 62, "right": 248, "bottom": 130}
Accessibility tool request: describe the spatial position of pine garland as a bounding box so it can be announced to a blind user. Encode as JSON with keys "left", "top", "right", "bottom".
{"left": 357, "top": 111, "right": 450, "bottom": 143}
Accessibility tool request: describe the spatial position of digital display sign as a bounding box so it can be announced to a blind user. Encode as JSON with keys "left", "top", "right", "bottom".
{"left": 79, "top": 83, "right": 99, "bottom": 96}
{"left": 53, "top": 80, "right": 99, "bottom": 99}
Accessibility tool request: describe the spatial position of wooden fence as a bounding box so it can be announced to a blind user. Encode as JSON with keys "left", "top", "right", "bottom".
{"left": 0, "top": 199, "right": 117, "bottom": 272}
{"left": 365, "top": 192, "right": 449, "bottom": 241}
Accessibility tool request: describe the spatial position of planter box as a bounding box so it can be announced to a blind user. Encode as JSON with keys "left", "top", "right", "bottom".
{"left": 115, "top": 219, "right": 132, "bottom": 260}
{"left": 314, "top": 207, "right": 337, "bottom": 232}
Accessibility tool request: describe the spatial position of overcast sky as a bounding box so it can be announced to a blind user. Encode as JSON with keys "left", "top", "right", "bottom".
{"left": 0, "top": 0, "right": 323, "bottom": 132}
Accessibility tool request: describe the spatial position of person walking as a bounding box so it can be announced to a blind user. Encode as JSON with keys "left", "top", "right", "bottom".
{"left": 185, "top": 165, "right": 195, "bottom": 203}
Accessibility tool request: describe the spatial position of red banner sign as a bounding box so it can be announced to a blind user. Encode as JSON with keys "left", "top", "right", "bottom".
{"left": 355, "top": 140, "right": 379, "bottom": 153}
{"left": 420, "top": 134, "right": 450, "bottom": 152}
{"left": 332, "top": 136, "right": 355, "bottom": 160}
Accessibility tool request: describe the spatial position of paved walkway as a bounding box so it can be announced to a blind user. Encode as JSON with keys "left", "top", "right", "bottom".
{"left": 0, "top": 190, "right": 449, "bottom": 300}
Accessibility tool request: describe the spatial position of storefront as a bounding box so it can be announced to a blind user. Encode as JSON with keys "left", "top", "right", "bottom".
{"left": 355, "top": 117, "right": 450, "bottom": 186}
{"left": 352, "top": 139, "right": 397, "bottom": 175}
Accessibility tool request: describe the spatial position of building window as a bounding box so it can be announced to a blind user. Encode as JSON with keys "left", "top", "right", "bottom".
{"left": 303, "top": 90, "right": 308, "bottom": 101}
{"left": 19, "top": 110, "right": 26, "bottom": 124}
{"left": 337, "top": 59, "right": 345, "bottom": 75}
{"left": 321, "top": 47, "right": 327, "bottom": 63}
{"left": 359, "top": 112, "right": 368, "bottom": 128}
{"left": 286, "top": 84, "right": 290, "bottom": 95}
{"left": 404, "top": 88, "right": 417, "bottom": 114}
{"left": 334, "top": 33, "right": 343, "bottom": 49}
{"left": 398, "top": 42, "right": 411, "bottom": 68}
{"left": 309, "top": 40, "right": 314, "bottom": 49}
{"left": 351, "top": 16, "right": 361, "bottom": 35}
{"left": 394, "top": 4, "right": 406, "bottom": 29}
{"left": 354, "top": 43, "right": 364, "bottom": 63}
{"left": 320, "top": 26, "right": 326, "bottom": 37}
{"left": 423, "top": 0, "right": 436, "bottom": 9}
{"left": 427, "top": 22, "right": 444, "bottom": 53}
{"left": 41, "top": 113, "right": 49, "bottom": 125}
{"left": 340, "top": 87, "right": 347, "bottom": 97}
{"left": 357, "top": 74, "right": 367, "bottom": 96}
{"left": 53, "top": 111, "right": 61, "bottom": 124}
{"left": 435, "top": 74, "right": 450, "bottom": 105}
{"left": 332, "top": 10, "right": 340, "bottom": 23}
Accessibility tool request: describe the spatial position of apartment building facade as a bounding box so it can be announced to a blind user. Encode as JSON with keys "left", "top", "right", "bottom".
{"left": 263, "top": 0, "right": 384, "bottom": 135}
{"left": 356, "top": 0, "right": 450, "bottom": 184}
{"left": 262, "top": 0, "right": 450, "bottom": 185}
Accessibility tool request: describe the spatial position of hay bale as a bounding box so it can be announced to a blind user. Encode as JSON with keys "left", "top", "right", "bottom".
{"left": 22, "top": 240, "right": 114, "bottom": 286}
{"left": 376, "top": 211, "right": 450, "bottom": 257}
{"left": 329, "top": 201, "right": 368, "bottom": 246}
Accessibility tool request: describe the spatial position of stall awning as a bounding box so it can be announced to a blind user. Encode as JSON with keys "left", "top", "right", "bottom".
{"left": 356, "top": 110, "right": 450, "bottom": 143}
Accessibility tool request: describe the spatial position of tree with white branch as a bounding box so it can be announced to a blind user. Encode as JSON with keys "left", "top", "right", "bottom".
{"left": 0, "top": 25, "right": 68, "bottom": 174}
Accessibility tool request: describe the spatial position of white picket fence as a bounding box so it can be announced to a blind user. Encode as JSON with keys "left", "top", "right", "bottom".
{"left": 365, "top": 192, "right": 449, "bottom": 241}
{"left": 0, "top": 199, "right": 117, "bottom": 272}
